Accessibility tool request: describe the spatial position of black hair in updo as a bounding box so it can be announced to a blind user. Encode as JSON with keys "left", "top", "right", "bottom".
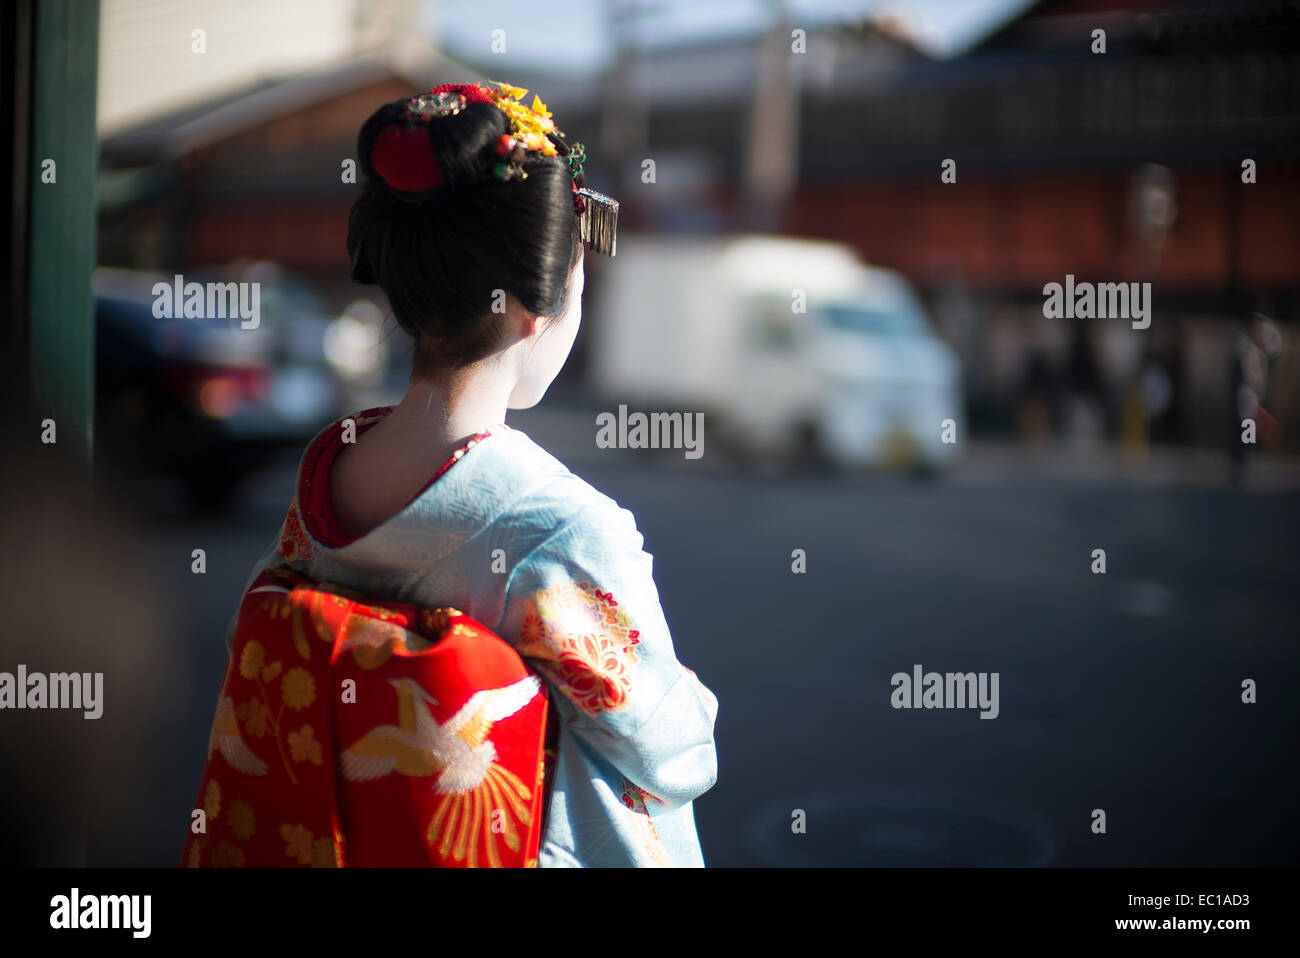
{"left": 347, "top": 95, "right": 585, "bottom": 374}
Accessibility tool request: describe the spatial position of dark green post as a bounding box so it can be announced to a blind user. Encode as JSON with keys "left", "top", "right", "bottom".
{"left": 28, "top": 0, "right": 99, "bottom": 466}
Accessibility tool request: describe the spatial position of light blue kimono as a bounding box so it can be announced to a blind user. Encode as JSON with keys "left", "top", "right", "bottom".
{"left": 232, "top": 418, "right": 719, "bottom": 867}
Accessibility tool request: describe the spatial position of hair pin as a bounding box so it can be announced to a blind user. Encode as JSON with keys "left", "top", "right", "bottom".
{"left": 577, "top": 188, "right": 618, "bottom": 256}
{"left": 406, "top": 90, "right": 467, "bottom": 122}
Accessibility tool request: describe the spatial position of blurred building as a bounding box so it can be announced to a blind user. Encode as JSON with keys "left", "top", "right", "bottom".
{"left": 98, "top": 53, "right": 452, "bottom": 297}
{"left": 96, "top": 0, "right": 1300, "bottom": 448}
{"left": 531, "top": 0, "right": 1300, "bottom": 448}
{"left": 97, "top": 0, "right": 375, "bottom": 135}
{"left": 779, "top": 0, "right": 1300, "bottom": 448}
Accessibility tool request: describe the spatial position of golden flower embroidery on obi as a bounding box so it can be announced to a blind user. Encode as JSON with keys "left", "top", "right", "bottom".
{"left": 288, "top": 724, "right": 323, "bottom": 766}
{"left": 239, "top": 640, "right": 265, "bottom": 680}
{"left": 226, "top": 799, "right": 257, "bottom": 841}
{"left": 278, "top": 492, "right": 314, "bottom": 564}
{"left": 203, "top": 780, "right": 222, "bottom": 822}
{"left": 218, "top": 639, "right": 313, "bottom": 784}
{"left": 516, "top": 580, "right": 642, "bottom": 715}
{"left": 281, "top": 668, "right": 316, "bottom": 710}
{"left": 210, "top": 841, "right": 246, "bottom": 868}
{"left": 279, "top": 823, "right": 338, "bottom": 867}
{"left": 235, "top": 698, "right": 270, "bottom": 738}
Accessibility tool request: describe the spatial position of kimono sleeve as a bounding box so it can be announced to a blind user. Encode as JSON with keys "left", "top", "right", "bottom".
{"left": 499, "top": 499, "right": 718, "bottom": 814}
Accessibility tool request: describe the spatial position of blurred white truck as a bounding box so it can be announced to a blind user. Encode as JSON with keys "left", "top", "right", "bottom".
{"left": 588, "top": 234, "right": 963, "bottom": 470}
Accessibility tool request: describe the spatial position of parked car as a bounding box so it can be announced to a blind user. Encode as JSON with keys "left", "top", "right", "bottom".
{"left": 94, "top": 267, "right": 345, "bottom": 511}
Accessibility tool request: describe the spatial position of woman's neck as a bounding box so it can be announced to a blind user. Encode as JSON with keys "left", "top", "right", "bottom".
{"left": 327, "top": 368, "right": 512, "bottom": 540}
{"left": 388, "top": 367, "right": 511, "bottom": 445}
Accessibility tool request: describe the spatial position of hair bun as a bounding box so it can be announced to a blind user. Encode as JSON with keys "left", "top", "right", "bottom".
{"left": 348, "top": 82, "right": 592, "bottom": 365}
{"left": 362, "top": 85, "right": 501, "bottom": 194}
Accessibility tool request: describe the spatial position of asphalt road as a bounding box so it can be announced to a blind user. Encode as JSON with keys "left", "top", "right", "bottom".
{"left": 88, "top": 429, "right": 1300, "bottom": 867}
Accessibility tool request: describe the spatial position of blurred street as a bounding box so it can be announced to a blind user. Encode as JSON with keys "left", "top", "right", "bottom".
{"left": 93, "top": 402, "right": 1300, "bottom": 867}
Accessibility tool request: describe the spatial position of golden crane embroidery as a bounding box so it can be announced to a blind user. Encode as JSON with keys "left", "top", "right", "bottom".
{"left": 340, "top": 674, "right": 542, "bottom": 866}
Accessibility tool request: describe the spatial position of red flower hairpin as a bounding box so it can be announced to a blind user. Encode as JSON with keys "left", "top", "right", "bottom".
{"left": 370, "top": 124, "right": 440, "bottom": 192}
{"left": 370, "top": 85, "right": 494, "bottom": 192}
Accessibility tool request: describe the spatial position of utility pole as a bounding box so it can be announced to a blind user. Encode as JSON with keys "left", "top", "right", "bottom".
{"left": 602, "top": 0, "right": 648, "bottom": 196}
{"left": 743, "top": 0, "right": 800, "bottom": 232}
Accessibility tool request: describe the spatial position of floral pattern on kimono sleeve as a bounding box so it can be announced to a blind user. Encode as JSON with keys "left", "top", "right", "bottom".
{"left": 515, "top": 580, "right": 641, "bottom": 716}
{"left": 500, "top": 499, "right": 718, "bottom": 814}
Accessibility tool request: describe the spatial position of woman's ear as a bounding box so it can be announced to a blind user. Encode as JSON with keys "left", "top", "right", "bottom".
{"left": 515, "top": 300, "right": 540, "bottom": 339}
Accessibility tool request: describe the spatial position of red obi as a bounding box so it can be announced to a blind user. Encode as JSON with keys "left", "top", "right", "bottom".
{"left": 182, "top": 567, "right": 550, "bottom": 867}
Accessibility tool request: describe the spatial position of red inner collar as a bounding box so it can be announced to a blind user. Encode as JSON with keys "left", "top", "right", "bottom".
{"left": 296, "top": 407, "right": 495, "bottom": 548}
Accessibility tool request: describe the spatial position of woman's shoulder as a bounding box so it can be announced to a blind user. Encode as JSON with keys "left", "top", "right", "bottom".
{"left": 485, "top": 427, "right": 635, "bottom": 531}
{"left": 444, "top": 427, "right": 650, "bottom": 589}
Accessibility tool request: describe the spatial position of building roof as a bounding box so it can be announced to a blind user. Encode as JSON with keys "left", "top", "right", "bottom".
{"left": 100, "top": 49, "right": 479, "bottom": 167}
